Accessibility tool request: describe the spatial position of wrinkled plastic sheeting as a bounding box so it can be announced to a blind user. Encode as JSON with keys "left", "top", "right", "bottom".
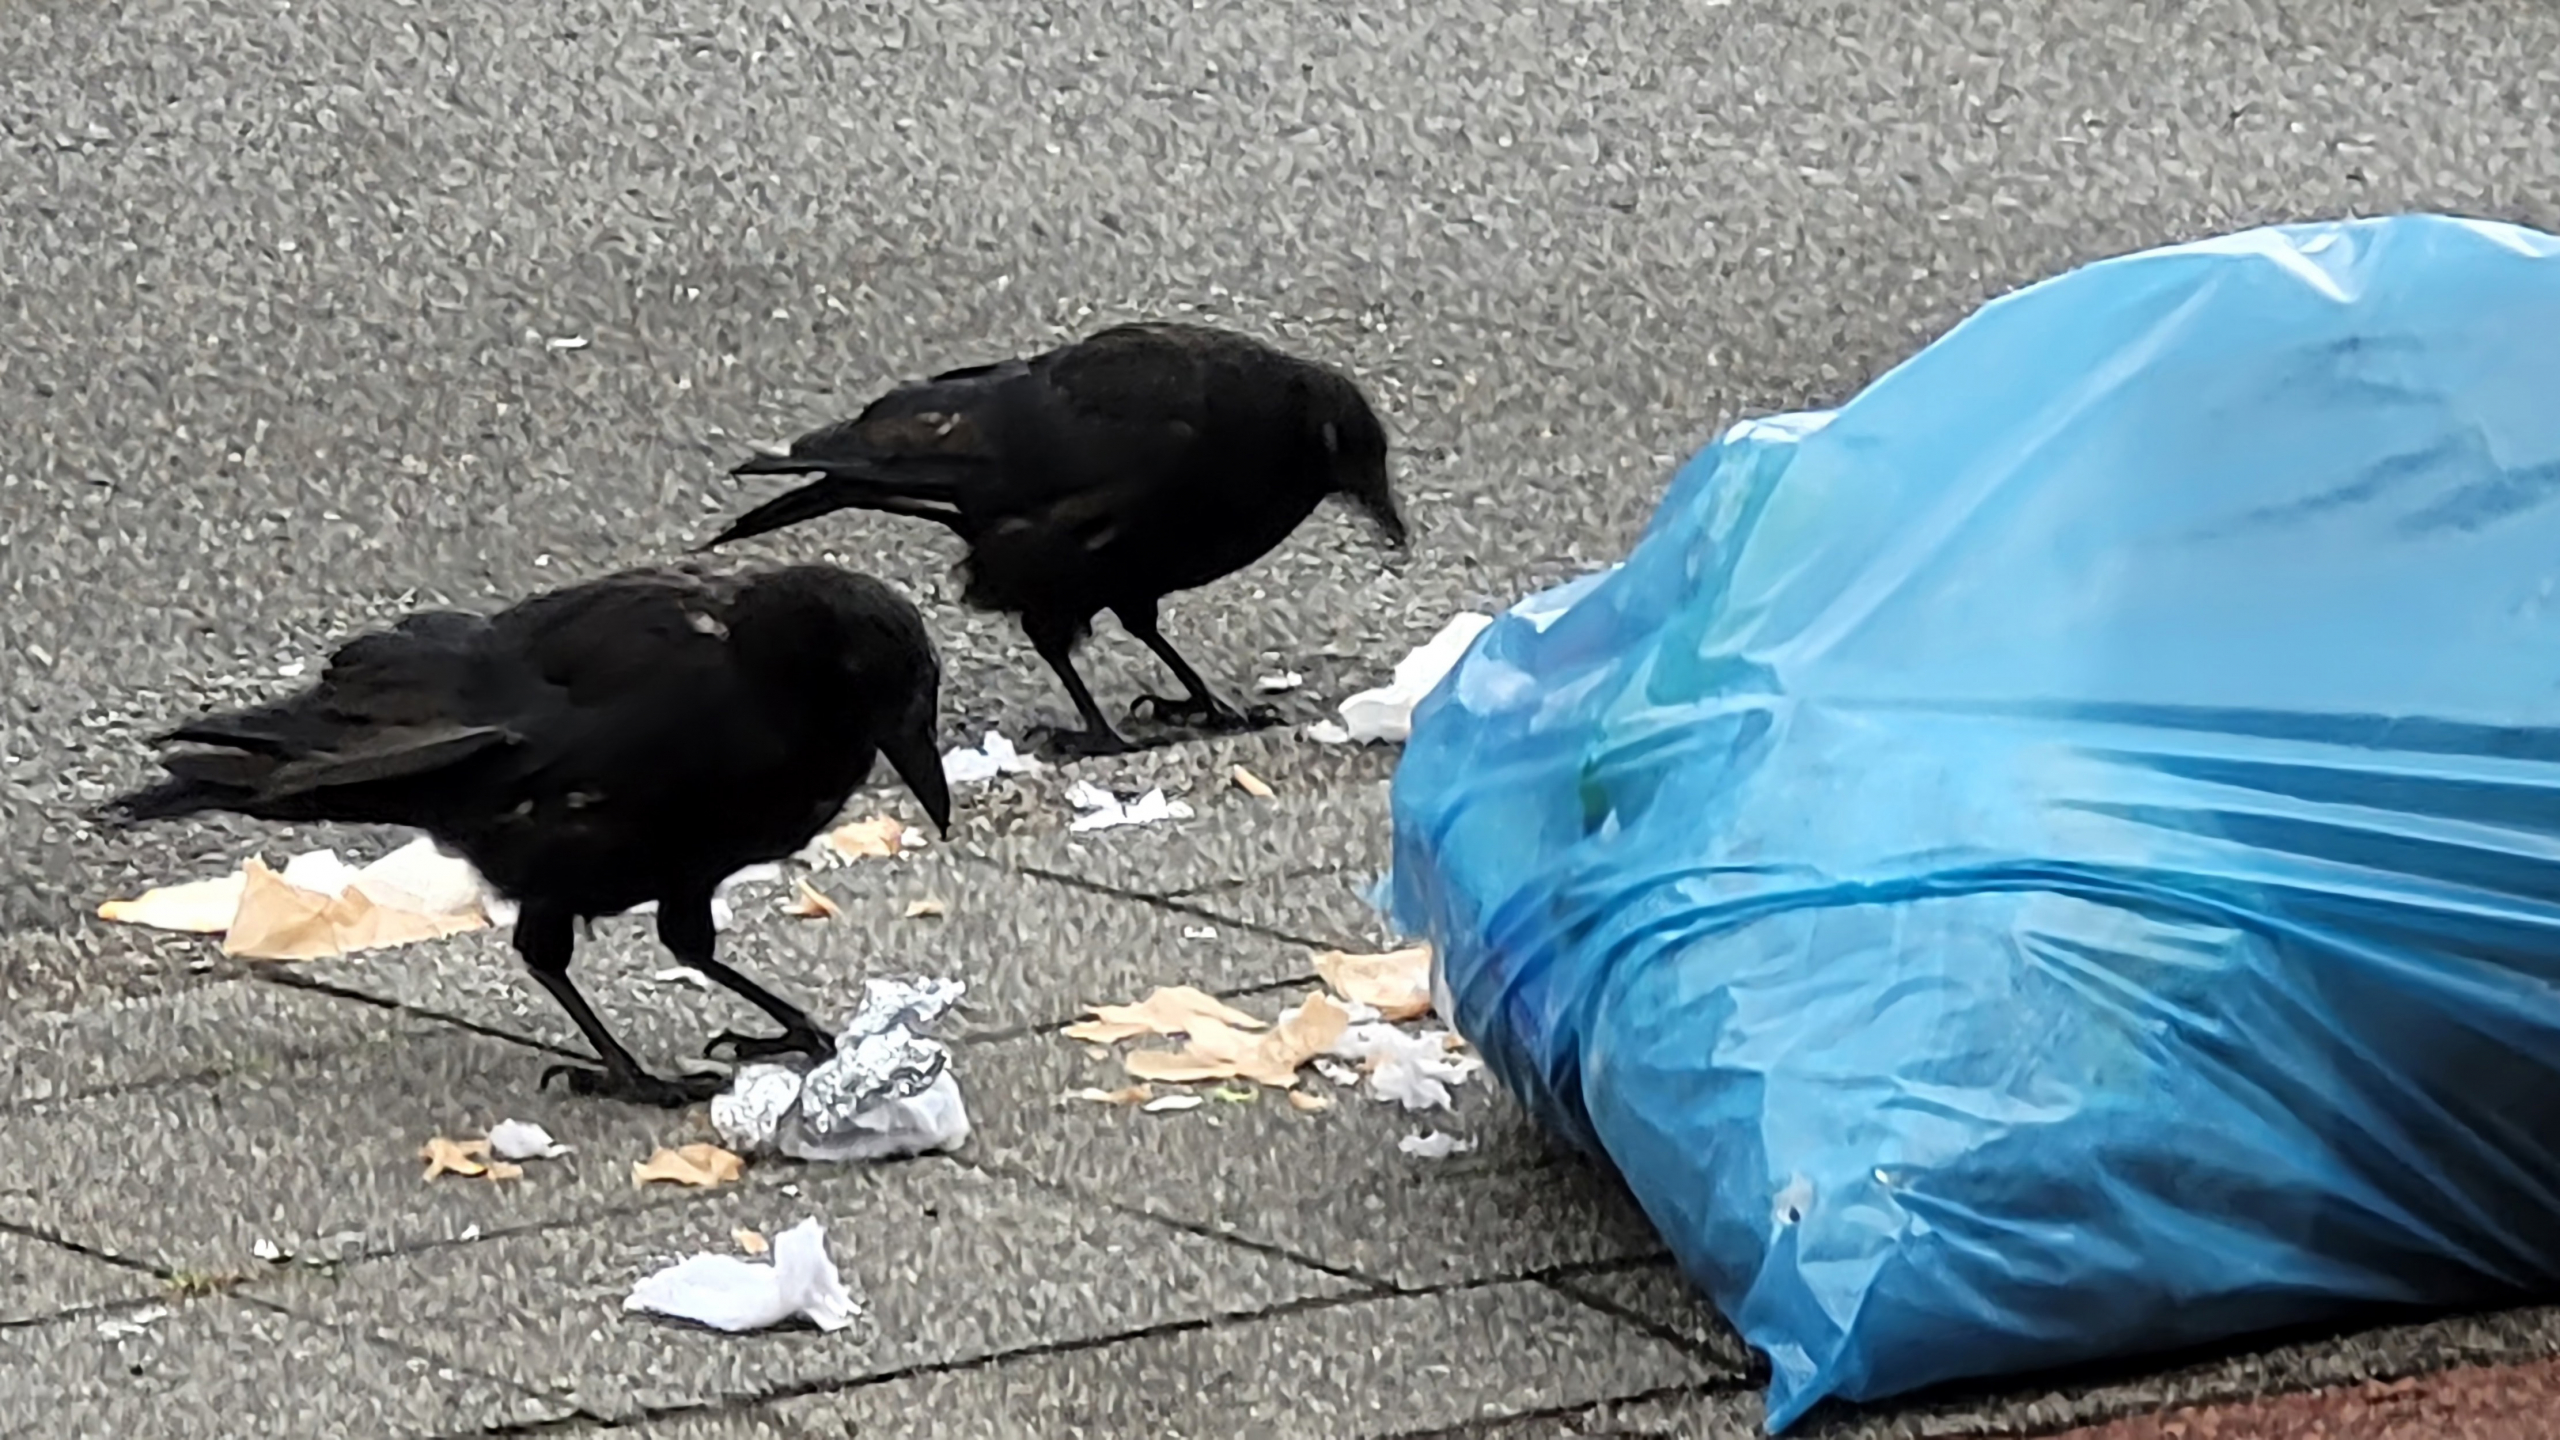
{"left": 1384, "top": 216, "right": 2560, "bottom": 1432}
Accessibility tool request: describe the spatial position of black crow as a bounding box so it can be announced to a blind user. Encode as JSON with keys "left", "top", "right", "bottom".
{"left": 701, "top": 321, "right": 1407, "bottom": 757}
{"left": 99, "top": 562, "right": 952, "bottom": 1109}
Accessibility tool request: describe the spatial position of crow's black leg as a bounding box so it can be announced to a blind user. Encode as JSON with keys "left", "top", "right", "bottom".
{"left": 514, "top": 903, "right": 721, "bottom": 1108}
{"left": 1021, "top": 610, "right": 1135, "bottom": 757}
{"left": 1116, "top": 601, "right": 1280, "bottom": 732}
{"left": 655, "top": 892, "right": 833, "bottom": 1064}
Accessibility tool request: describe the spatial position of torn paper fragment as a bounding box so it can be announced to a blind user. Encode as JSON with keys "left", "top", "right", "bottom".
{"left": 1141, "top": 1093, "right": 1204, "bottom": 1113}
{"left": 624, "top": 1217, "right": 861, "bottom": 1334}
{"left": 783, "top": 879, "right": 841, "bottom": 919}
{"left": 1304, "top": 720, "right": 1353, "bottom": 745}
{"left": 1230, "top": 765, "right": 1275, "bottom": 799}
{"left": 420, "top": 1135, "right": 493, "bottom": 1181}
{"left": 632, "top": 1144, "right": 746, "bottom": 1189}
{"left": 1399, "top": 1131, "right": 1476, "bottom": 1159}
{"left": 1063, "top": 985, "right": 1268, "bottom": 1045}
{"left": 96, "top": 871, "right": 247, "bottom": 933}
{"left": 903, "top": 898, "right": 947, "bottom": 919}
{"left": 546, "top": 334, "right": 590, "bottom": 351}
{"left": 348, "top": 837, "right": 489, "bottom": 916}
{"left": 1069, "top": 1085, "right": 1155, "bottom": 1106}
{"left": 824, "top": 817, "right": 904, "bottom": 860}
{"left": 251, "top": 1238, "right": 286, "bottom": 1263}
{"left": 1287, "top": 1089, "right": 1333, "bottom": 1112}
{"left": 487, "top": 1120, "right": 568, "bottom": 1161}
{"left": 942, "top": 730, "right": 1043, "bottom": 786}
{"left": 96, "top": 1305, "right": 171, "bottom": 1341}
{"left": 1335, "top": 612, "right": 1495, "bottom": 744}
{"left": 734, "top": 1228, "right": 769, "bottom": 1256}
{"left": 1065, "top": 782, "right": 1194, "bottom": 832}
{"left": 1256, "top": 671, "right": 1304, "bottom": 693}
{"left": 1123, "top": 990, "right": 1351, "bottom": 1089}
{"left": 223, "top": 858, "right": 483, "bottom": 961}
{"left": 652, "top": 966, "right": 714, "bottom": 991}
{"left": 1314, "top": 945, "right": 1435, "bottom": 1022}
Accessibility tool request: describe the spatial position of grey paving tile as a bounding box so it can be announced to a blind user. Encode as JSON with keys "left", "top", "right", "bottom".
{"left": 612, "top": 1413, "right": 818, "bottom": 1440}
{"left": 0, "top": 1025, "right": 719, "bottom": 1275}
{"left": 290, "top": 856, "right": 1333, "bottom": 1058}
{"left": 0, "top": 975, "right": 441, "bottom": 1108}
{"left": 1547, "top": 1260, "right": 1756, "bottom": 1376}
{"left": 292, "top": 1156, "right": 1358, "bottom": 1421}
{"left": 0, "top": 1231, "right": 160, "bottom": 1326}
{"left": 776, "top": 1280, "right": 1716, "bottom": 1440}
{"left": 0, "top": 1296, "right": 567, "bottom": 1439}
{"left": 954, "top": 1027, "right": 1664, "bottom": 1289}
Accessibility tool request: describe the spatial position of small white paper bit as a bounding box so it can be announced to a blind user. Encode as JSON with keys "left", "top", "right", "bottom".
{"left": 487, "top": 1119, "right": 568, "bottom": 1161}
{"left": 942, "top": 730, "right": 1044, "bottom": 786}
{"left": 1331, "top": 1023, "right": 1484, "bottom": 1113}
{"left": 1255, "top": 671, "right": 1305, "bottom": 693}
{"left": 1066, "top": 782, "right": 1194, "bottom": 833}
{"left": 623, "top": 1217, "right": 860, "bottom": 1334}
{"left": 1399, "top": 1131, "right": 1476, "bottom": 1159}
{"left": 1333, "top": 613, "right": 1495, "bottom": 744}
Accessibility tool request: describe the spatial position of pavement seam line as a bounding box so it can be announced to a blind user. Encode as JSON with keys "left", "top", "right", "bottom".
{"left": 451, "top": 1258, "right": 1687, "bottom": 1437}
{"left": 1533, "top": 1272, "right": 1756, "bottom": 1375}
{"left": 1370, "top": 1381, "right": 1730, "bottom": 1440}
{"left": 1008, "top": 859, "right": 1357, "bottom": 951}
{"left": 227, "top": 1289, "right": 595, "bottom": 1429}
{"left": 958, "top": 1152, "right": 1394, "bottom": 1293}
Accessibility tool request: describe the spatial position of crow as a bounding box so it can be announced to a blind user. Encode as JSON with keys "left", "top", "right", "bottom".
{"left": 701, "top": 321, "right": 1408, "bottom": 757}
{"left": 99, "top": 561, "right": 952, "bottom": 1109}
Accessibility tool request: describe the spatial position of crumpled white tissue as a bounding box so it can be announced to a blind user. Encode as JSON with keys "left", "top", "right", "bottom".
{"left": 1330, "top": 1022, "right": 1485, "bottom": 1112}
{"left": 1323, "top": 613, "right": 1494, "bottom": 745}
{"left": 942, "top": 730, "right": 1044, "bottom": 786}
{"left": 624, "top": 1217, "right": 860, "bottom": 1333}
{"left": 1065, "top": 781, "right": 1193, "bottom": 832}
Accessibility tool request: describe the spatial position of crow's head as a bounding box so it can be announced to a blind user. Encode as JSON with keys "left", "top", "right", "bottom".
{"left": 1307, "top": 370, "right": 1407, "bottom": 550}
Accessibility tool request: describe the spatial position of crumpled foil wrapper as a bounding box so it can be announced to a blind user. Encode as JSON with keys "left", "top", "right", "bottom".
{"left": 710, "top": 977, "right": 969, "bottom": 1162}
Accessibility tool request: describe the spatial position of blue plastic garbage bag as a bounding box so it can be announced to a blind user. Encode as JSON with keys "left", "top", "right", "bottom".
{"left": 1386, "top": 215, "right": 2560, "bottom": 1431}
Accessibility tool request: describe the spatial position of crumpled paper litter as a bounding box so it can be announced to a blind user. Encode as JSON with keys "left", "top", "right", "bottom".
{"left": 711, "top": 978, "right": 972, "bottom": 1163}
{"left": 624, "top": 1216, "right": 860, "bottom": 1334}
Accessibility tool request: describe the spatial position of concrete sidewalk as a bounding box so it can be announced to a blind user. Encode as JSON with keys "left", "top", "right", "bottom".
{"left": 4, "top": 728, "right": 2556, "bottom": 1439}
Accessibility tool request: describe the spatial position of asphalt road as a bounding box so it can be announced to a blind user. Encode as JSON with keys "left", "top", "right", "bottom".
{"left": 5, "top": 0, "right": 2558, "bottom": 1012}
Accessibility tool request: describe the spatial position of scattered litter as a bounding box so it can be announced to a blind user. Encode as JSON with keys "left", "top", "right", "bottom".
{"left": 1141, "top": 1093, "right": 1204, "bottom": 1114}
{"left": 1230, "top": 765, "right": 1275, "bottom": 799}
{"left": 1399, "top": 1131, "right": 1477, "bottom": 1160}
{"left": 942, "top": 730, "right": 1043, "bottom": 786}
{"left": 782, "top": 879, "right": 841, "bottom": 920}
{"left": 1210, "top": 1084, "right": 1258, "bottom": 1103}
{"left": 1331, "top": 1023, "right": 1485, "bottom": 1112}
{"left": 1181, "top": 924, "right": 1218, "bottom": 941}
{"left": 1314, "top": 1058, "right": 1362, "bottom": 1088}
{"left": 420, "top": 1135, "right": 522, "bottom": 1183}
{"left": 822, "top": 816, "right": 905, "bottom": 861}
{"left": 651, "top": 967, "right": 715, "bottom": 991}
{"left": 96, "top": 872, "right": 247, "bottom": 934}
{"left": 1123, "top": 990, "right": 1351, "bottom": 1088}
{"left": 1315, "top": 945, "right": 1435, "bottom": 1022}
{"left": 1070, "top": 1084, "right": 1155, "bottom": 1106}
{"left": 251, "top": 1238, "right": 286, "bottom": 1263}
{"left": 733, "top": 1228, "right": 769, "bottom": 1256}
{"left": 94, "top": 835, "right": 502, "bottom": 958}
{"left": 1333, "top": 613, "right": 1494, "bottom": 745}
{"left": 1066, "top": 781, "right": 1194, "bottom": 832}
{"left": 96, "top": 1305, "right": 171, "bottom": 1342}
{"left": 1063, "top": 986, "right": 1267, "bottom": 1045}
{"left": 903, "top": 898, "right": 947, "bottom": 919}
{"left": 1287, "top": 1090, "right": 1334, "bottom": 1113}
{"left": 710, "top": 978, "right": 972, "bottom": 1163}
{"left": 487, "top": 1120, "right": 569, "bottom": 1162}
{"left": 1304, "top": 720, "right": 1354, "bottom": 745}
{"left": 632, "top": 1143, "right": 745, "bottom": 1189}
{"left": 623, "top": 1216, "right": 860, "bottom": 1334}
{"left": 545, "top": 334, "right": 590, "bottom": 351}
{"left": 1256, "top": 672, "right": 1305, "bottom": 693}
{"left": 458, "top": 1224, "right": 483, "bottom": 1242}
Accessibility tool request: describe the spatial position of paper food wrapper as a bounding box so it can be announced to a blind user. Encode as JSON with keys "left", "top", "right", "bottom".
{"left": 220, "top": 858, "right": 483, "bottom": 960}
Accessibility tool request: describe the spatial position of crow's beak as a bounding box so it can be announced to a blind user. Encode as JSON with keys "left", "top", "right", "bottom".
{"left": 880, "top": 711, "right": 953, "bottom": 838}
{"left": 1363, "top": 492, "right": 1411, "bottom": 551}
